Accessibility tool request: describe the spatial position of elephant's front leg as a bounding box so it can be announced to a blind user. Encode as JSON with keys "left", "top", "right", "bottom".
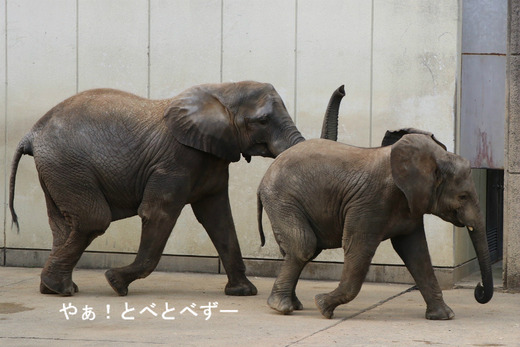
{"left": 315, "top": 236, "right": 379, "bottom": 319}
{"left": 191, "top": 190, "right": 257, "bottom": 296}
{"left": 391, "top": 228, "right": 454, "bottom": 320}
{"left": 105, "top": 182, "right": 186, "bottom": 296}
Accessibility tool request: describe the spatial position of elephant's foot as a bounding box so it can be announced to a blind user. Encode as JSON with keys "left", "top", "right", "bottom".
{"left": 425, "top": 302, "right": 454, "bottom": 320}
{"left": 105, "top": 269, "right": 129, "bottom": 296}
{"left": 40, "top": 271, "right": 77, "bottom": 296}
{"left": 315, "top": 293, "right": 337, "bottom": 319}
{"left": 225, "top": 279, "right": 258, "bottom": 296}
{"left": 40, "top": 281, "right": 78, "bottom": 295}
{"left": 292, "top": 295, "right": 304, "bottom": 311}
{"left": 268, "top": 292, "right": 297, "bottom": 314}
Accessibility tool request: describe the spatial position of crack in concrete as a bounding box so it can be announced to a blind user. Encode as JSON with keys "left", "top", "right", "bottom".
{"left": 0, "top": 277, "right": 35, "bottom": 288}
{"left": 286, "top": 285, "right": 418, "bottom": 346}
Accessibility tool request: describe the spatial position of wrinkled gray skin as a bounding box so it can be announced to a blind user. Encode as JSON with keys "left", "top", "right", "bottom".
{"left": 9, "top": 81, "right": 305, "bottom": 297}
{"left": 257, "top": 133, "right": 493, "bottom": 319}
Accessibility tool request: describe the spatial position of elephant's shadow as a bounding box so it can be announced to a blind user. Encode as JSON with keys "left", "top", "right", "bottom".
{"left": 68, "top": 271, "right": 228, "bottom": 298}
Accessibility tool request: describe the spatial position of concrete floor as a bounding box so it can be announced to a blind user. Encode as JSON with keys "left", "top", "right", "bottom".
{"left": 0, "top": 266, "right": 519, "bottom": 346}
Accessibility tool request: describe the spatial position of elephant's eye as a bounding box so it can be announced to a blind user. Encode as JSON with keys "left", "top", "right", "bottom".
{"left": 259, "top": 115, "right": 269, "bottom": 124}
{"left": 458, "top": 194, "right": 468, "bottom": 201}
{"left": 245, "top": 114, "right": 269, "bottom": 126}
{"left": 254, "top": 114, "right": 269, "bottom": 125}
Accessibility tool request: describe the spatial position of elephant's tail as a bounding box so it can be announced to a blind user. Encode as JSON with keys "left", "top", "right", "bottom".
{"left": 257, "top": 193, "right": 266, "bottom": 247}
{"left": 9, "top": 133, "right": 34, "bottom": 232}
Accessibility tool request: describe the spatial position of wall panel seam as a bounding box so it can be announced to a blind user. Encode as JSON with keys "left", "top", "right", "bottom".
{"left": 369, "top": 0, "right": 374, "bottom": 145}
{"left": 147, "top": 0, "right": 151, "bottom": 98}
{"left": 294, "top": 0, "right": 298, "bottom": 123}
{"left": 76, "top": 0, "right": 79, "bottom": 94}
{"left": 3, "top": 0, "right": 8, "bottom": 252}
{"left": 220, "top": 0, "right": 224, "bottom": 83}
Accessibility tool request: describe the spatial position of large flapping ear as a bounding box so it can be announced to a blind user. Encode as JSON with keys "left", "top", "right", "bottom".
{"left": 382, "top": 128, "right": 447, "bottom": 150}
{"left": 390, "top": 134, "right": 446, "bottom": 217}
{"left": 164, "top": 86, "right": 241, "bottom": 162}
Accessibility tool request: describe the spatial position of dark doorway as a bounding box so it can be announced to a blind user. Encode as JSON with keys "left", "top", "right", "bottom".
{"left": 486, "top": 169, "right": 504, "bottom": 263}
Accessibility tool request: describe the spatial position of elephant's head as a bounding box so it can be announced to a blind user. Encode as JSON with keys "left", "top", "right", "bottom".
{"left": 390, "top": 134, "right": 493, "bottom": 304}
{"left": 164, "top": 81, "right": 304, "bottom": 163}
{"left": 381, "top": 127, "right": 447, "bottom": 149}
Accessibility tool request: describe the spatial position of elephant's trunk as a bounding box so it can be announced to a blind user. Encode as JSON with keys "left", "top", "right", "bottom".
{"left": 270, "top": 125, "right": 305, "bottom": 157}
{"left": 288, "top": 128, "right": 305, "bottom": 147}
{"left": 466, "top": 218, "right": 493, "bottom": 304}
{"left": 320, "top": 85, "right": 345, "bottom": 141}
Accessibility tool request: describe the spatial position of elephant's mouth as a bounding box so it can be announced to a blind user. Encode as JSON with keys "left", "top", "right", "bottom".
{"left": 243, "top": 143, "right": 274, "bottom": 161}
{"left": 454, "top": 220, "right": 465, "bottom": 228}
{"left": 436, "top": 210, "right": 465, "bottom": 228}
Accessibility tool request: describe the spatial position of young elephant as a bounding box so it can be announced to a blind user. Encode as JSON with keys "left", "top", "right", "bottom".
{"left": 257, "top": 134, "right": 493, "bottom": 319}
{"left": 10, "top": 81, "right": 306, "bottom": 297}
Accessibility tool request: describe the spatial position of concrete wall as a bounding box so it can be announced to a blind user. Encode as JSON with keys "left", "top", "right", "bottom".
{"left": 0, "top": 0, "right": 5, "bottom": 264}
{"left": 504, "top": 0, "right": 520, "bottom": 291}
{"left": 1, "top": 1, "right": 480, "bottom": 285}
{"left": 460, "top": 0, "right": 507, "bottom": 169}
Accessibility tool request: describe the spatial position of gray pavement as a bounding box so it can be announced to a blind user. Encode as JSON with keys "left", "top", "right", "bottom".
{"left": 0, "top": 266, "right": 519, "bottom": 346}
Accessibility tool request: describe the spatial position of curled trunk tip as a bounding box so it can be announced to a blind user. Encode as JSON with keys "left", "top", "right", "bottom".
{"left": 467, "top": 225, "right": 494, "bottom": 304}
{"left": 474, "top": 282, "right": 493, "bottom": 304}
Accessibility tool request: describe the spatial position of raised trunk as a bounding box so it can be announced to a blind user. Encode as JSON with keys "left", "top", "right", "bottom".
{"left": 320, "top": 85, "right": 345, "bottom": 141}
{"left": 467, "top": 220, "right": 493, "bottom": 304}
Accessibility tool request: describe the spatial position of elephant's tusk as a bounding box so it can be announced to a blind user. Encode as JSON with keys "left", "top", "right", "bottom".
{"left": 467, "top": 226, "right": 474, "bottom": 231}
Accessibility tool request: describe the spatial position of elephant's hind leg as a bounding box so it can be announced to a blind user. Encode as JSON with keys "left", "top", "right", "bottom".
{"left": 268, "top": 255, "right": 308, "bottom": 314}
{"left": 39, "top": 186, "right": 77, "bottom": 295}
{"left": 40, "top": 213, "right": 110, "bottom": 296}
{"left": 39, "top": 212, "right": 80, "bottom": 295}
{"left": 41, "top": 228, "right": 96, "bottom": 296}
{"left": 40, "top": 181, "right": 111, "bottom": 296}
{"left": 267, "top": 212, "right": 318, "bottom": 314}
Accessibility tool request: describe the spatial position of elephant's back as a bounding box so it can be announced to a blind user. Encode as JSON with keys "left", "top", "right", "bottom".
{"left": 273, "top": 138, "right": 379, "bottom": 170}
{"left": 33, "top": 89, "right": 167, "bottom": 131}
{"left": 31, "top": 89, "right": 169, "bottom": 151}
{"left": 261, "top": 139, "right": 350, "bottom": 192}
{"left": 261, "top": 138, "right": 390, "bottom": 200}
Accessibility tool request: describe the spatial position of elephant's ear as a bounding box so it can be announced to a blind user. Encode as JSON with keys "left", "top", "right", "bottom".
{"left": 164, "top": 87, "right": 241, "bottom": 162}
{"left": 382, "top": 128, "right": 447, "bottom": 151}
{"left": 390, "top": 134, "right": 445, "bottom": 217}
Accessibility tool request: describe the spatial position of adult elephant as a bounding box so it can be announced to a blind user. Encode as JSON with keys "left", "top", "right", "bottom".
{"left": 257, "top": 133, "right": 493, "bottom": 319}
{"left": 9, "top": 81, "right": 306, "bottom": 297}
